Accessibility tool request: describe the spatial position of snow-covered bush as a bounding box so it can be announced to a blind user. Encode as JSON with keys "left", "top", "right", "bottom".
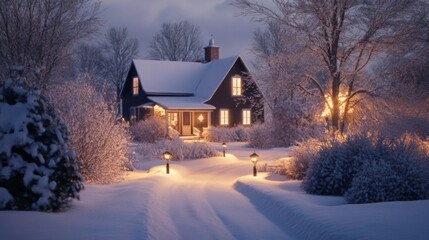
{"left": 136, "top": 138, "right": 220, "bottom": 161}
{"left": 280, "top": 139, "right": 322, "bottom": 180}
{"left": 0, "top": 79, "right": 83, "bottom": 211}
{"left": 206, "top": 125, "right": 250, "bottom": 142}
{"left": 130, "top": 117, "right": 166, "bottom": 142}
{"left": 247, "top": 123, "right": 273, "bottom": 148}
{"left": 49, "top": 77, "right": 130, "bottom": 184}
{"left": 345, "top": 157, "right": 429, "bottom": 204}
{"left": 303, "top": 133, "right": 429, "bottom": 203}
{"left": 302, "top": 134, "right": 377, "bottom": 195}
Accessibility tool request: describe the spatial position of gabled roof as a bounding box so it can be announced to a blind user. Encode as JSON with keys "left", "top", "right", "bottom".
{"left": 132, "top": 56, "right": 245, "bottom": 102}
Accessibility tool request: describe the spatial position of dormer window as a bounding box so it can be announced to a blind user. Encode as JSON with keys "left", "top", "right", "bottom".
{"left": 133, "top": 77, "right": 139, "bottom": 95}
{"left": 232, "top": 76, "right": 241, "bottom": 96}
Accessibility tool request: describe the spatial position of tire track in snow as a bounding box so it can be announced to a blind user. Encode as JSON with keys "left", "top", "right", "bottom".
{"left": 145, "top": 158, "right": 292, "bottom": 239}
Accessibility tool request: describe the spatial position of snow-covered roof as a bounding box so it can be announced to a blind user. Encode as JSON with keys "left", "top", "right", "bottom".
{"left": 148, "top": 97, "right": 215, "bottom": 110}
{"left": 132, "top": 56, "right": 242, "bottom": 100}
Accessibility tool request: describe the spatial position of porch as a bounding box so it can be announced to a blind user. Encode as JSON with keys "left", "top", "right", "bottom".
{"left": 136, "top": 96, "right": 215, "bottom": 136}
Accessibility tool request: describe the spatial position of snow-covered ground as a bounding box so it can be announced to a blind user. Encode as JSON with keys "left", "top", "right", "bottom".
{"left": 1, "top": 142, "right": 428, "bottom": 239}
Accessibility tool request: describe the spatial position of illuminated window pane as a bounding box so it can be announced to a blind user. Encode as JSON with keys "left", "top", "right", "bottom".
{"left": 242, "top": 109, "right": 251, "bottom": 125}
{"left": 133, "top": 77, "right": 139, "bottom": 95}
{"left": 232, "top": 76, "right": 241, "bottom": 96}
{"left": 220, "top": 109, "right": 229, "bottom": 126}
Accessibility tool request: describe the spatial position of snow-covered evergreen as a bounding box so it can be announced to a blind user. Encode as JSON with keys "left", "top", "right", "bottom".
{"left": 0, "top": 79, "right": 83, "bottom": 211}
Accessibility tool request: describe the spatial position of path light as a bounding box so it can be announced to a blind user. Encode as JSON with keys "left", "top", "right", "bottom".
{"left": 163, "top": 151, "right": 172, "bottom": 174}
{"left": 222, "top": 142, "right": 227, "bottom": 157}
{"left": 250, "top": 152, "right": 259, "bottom": 177}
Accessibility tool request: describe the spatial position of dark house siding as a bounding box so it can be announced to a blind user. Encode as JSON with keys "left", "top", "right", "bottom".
{"left": 206, "top": 58, "right": 264, "bottom": 126}
{"left": 121, "top": 63, "right": 151, "bottom": 121}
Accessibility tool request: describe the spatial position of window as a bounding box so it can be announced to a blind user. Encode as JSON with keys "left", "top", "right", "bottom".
{"left": 220, "top": 109, "right": 229, "bottom": 126}
{"left": 242, "top": 109, "right": 251, "bottom": 125}
{"left": 168, "top": 112, "right": 178, "bottom": 127}
{"left": 232, "top": 76, "right": 241, "bottom": 96}
{"left": 133, "top": 77, "right": 139, "bottom": 95}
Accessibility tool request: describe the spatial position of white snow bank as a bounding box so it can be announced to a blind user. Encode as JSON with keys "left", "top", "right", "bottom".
{"left": 235, "top": 173, "right": 429, "bottom": 240}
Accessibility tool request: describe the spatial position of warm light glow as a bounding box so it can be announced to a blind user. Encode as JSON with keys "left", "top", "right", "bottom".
{"left": 250, "top": 152, "right": 259, "bottom": 163}
{"left": 232, "top": 76, "right": 242, "bottom": 96}
{"left": 154, "top": 105, "right": 165, "bottom": 117}
{"left": 220, "top": 109, "right": 229, "bottom": 126}
{"left": 198, "top": 114, "right": 204, "bottom": 122}
{"left": 242, "top": 109, "right": 251, "bottom": 125}
{"left": 163, "top": 151, "right": 172, "bottom": 161}
{"left": 321, "top": 93, "right": 354, "bottom": 119}
{"left": 133, "top": 77, "right": 139, "bottom": 95}
{"left": 222, "top": 142, "right": 227, "bottom": 148}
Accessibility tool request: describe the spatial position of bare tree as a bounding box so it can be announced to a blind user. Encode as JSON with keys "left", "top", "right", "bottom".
{"left": 233, "top": 0, "right": 421, "bottom": 135}
{"left": 149, "top": 21, "right": 203, "bottom": 61}
{"left": 0, "top": 0, "right": 100, "bottom": 90}
{"left": 74, "top": 44, "right": 105, "bottom": 86}
{"left": 252, "top": 21, "right": 290, "bottom": 59}
{"left": 101, "top": 27, "right": 139, "bottom": 103}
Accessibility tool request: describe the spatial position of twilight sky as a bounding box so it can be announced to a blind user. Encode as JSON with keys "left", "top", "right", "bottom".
{"left": 99, "top": 0, "right": 261, "bottom": 63}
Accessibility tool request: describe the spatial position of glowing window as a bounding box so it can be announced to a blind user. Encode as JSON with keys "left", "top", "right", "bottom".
{"left": 242, "top": 109, "right": 251, "bottom": 125}
{"left": 232, "top": 76, "right": 241, "bottom": 96}
{"left": 133, "top": 77, "right": 139, "bottom": 95}
{"left": 220, "top": 109, "right": 229, "bottom": 126}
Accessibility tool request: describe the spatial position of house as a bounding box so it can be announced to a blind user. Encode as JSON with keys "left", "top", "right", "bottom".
{"left": 120, "top": 37, "right": 263, "bottom": 136}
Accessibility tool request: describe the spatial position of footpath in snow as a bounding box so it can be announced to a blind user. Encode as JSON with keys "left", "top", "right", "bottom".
{"left": 0, "top": 142, "right": 429, "bottom": 240}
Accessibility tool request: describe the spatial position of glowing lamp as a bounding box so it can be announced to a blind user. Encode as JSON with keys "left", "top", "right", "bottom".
{"left": 163, "top": 151, "right": 172, "bottom": 174}
{"left": 250, "top": 152, "right": 259, "bottom": 177}
{"left": 222, "top": 142, "right": 227, "bottom": 157}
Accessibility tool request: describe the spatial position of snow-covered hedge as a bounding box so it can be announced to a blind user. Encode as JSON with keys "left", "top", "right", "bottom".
{"left": 130, "top": 117, "right": 166, "bottom": 143}
{"left": 206, "top": 125, "right": 250, "bottom": 142}
{"left": 0, "top": 79, "right": 83, "bottom": 211}
{"left": 247, "top": 124, "right": 273, "bottom": 148}
{"left": 303, "top": 133, "right": 429, "bottom": 203}
{"left": 135, "top": 138, "right": 220, "bottom": 161}
{"left": 277, "top": 139, "right": 322, "bottom": 180}
{"left": 49, "top": 77, "right": 131, "bottom": 184}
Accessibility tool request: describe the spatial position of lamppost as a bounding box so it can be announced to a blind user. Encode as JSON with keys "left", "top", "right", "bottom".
{"left": 163, "top": 151, "right": 172, "bottom": 174}
{"left": 222, "top": 142, "right": 227, "bottom": 157}
{"left": 250, "top": 152, "right": 259, "bottom": 177}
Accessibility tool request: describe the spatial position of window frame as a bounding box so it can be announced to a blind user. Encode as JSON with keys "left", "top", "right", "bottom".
{"left": 219, "top": 109, "right": 229, "bottom": 126}
{"left": 242, "top": 109, "right": 251, "bottom": 125}
{"left": 133, "top": 77, "right": 139, "bottom": 95}
{"left": 232, "top": 75, "right": 242, "bottom": 96}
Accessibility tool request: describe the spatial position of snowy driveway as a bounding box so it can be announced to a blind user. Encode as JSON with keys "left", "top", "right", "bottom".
{"left": 143, "top": 155, "right": 292, "bottom": 239}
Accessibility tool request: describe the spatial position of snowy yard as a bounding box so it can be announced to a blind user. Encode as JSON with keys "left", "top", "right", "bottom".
{"left": 1, "top": 142, "right": 428, "bottom": 240}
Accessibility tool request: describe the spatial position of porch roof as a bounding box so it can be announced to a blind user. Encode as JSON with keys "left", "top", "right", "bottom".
{"left": 148, "top": 96, "right": 215, "bottom": 110}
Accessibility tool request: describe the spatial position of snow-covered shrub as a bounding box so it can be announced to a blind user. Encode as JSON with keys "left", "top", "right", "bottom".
{"left": 247, "top": 123, "right": 273, "bottom": 148}
{"left": 281, "top": 139, "right": 322, "bottom": 180}
{"left": 136, "top": 138, "right": 220, "bottom": 161}
{"left": 344, "top": 157, "right": 429, "bottom": 204}
{"left": 130, "top": 117, "right": 166, "bottom": 142}
{"left": 0, "top": 79, "right": 83, "bottom": 211}
{"left": 302, "top": 134, "right": 377, "bottom": 195}
{"left": 303, "top": 133, "right": 429, "bottom": 203}
{"left": 49, "top": 77, "right": 130, "bottom": 184}
{"left": 206, "top": 125, "right": 250, "bottom": 142}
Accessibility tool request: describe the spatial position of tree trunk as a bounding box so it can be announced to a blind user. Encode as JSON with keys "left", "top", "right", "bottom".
{"left": 331, "top": 74, "right": 340, "bottom": 133}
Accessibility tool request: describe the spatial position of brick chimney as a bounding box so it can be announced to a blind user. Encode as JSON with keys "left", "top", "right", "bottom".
{"left": 204, "top": 35, "right": 219, "bottom": 62}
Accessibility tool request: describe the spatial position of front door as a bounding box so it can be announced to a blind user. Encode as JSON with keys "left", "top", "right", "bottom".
{"left": 182, "top": 112, "right": 192, "bottom": 135}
